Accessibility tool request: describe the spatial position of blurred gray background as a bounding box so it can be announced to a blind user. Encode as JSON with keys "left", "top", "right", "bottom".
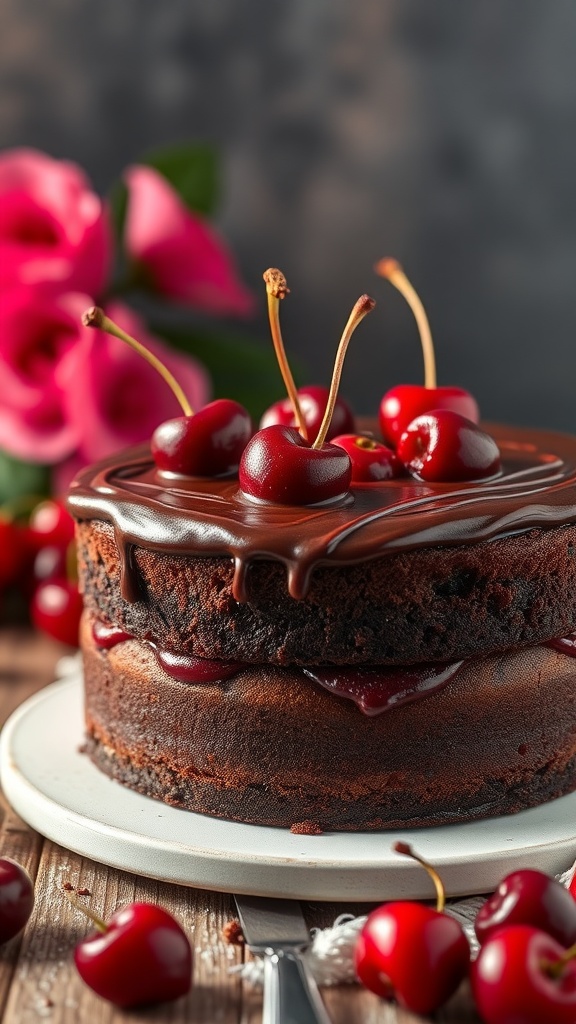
{"left": 2, "top": 0, "right": 576, "bottom": 429}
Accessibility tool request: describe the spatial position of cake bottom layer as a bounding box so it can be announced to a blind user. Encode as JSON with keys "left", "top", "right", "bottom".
{"left": 82, "top": 616, "right": 576, "bottom": 831}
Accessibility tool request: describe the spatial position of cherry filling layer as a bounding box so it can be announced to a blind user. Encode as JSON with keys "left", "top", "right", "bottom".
{"left": 91, "top": 620, "right": 576, "bottom": 717}
{"left": 92, "top": 621, "right": 243, "bottom": 684}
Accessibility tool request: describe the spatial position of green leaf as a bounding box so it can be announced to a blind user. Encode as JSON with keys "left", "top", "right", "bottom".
{"left": 144, "top": 144, "right": 219, "bottom": 216}
{"left": 152, "top": 326, "right": 305, "bottom": 421}
{"left": 0, "top": 451, "right": 50, "bottom": 509}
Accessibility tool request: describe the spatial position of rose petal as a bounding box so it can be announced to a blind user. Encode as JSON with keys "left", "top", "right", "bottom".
{"left": 124, "top": 164, "right": 254, "bottom": 317}
{"left": 0, "top": 148, "right": 111, "bottom": 296}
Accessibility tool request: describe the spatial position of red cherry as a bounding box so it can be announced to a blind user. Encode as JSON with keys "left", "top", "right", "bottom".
{"left": 374, "top": 259, "right": 479, "bottom": 445}
{"left": 32, "top": 545, "right": 68, "bottom": 584}
{"left": 355, "top": 901, "right": 469, "bottom": 1014}
{"left": 239, "top": 424, "right": 352, "bottom": 505}
{"left": 476, "top": 870, "right": 576, "bottom": 948}
{"left": 379, "top": 384, "right": 479, "bottom": 447}
{"left": 0, "top": 520, "right": 27, "bottom": 588}
{"left": 31, "top": 579, "right": 83, "bottom": 646}
{"left": 356, "top": 841, "right": 469, "bottom": 1014}
{"left": 331, "top": 433, "right": 403, "bottom": 482}
{"left": 74, "top": 902, "right": 192, "bottom": 1008}
{"left": 397, "top": 410, "right": 501, "bottom": 482}
{"left": 0, "top": 859, "right": 34, "bottom": 944}
{"left": 260, "top": 385, "right": 355, "bottom": 443}
{"left": 471, "top": 925, "right": 576, "bottom": 1024}
{"left": 28, "top": 499, "right": 75, "bottom": 551}
{"left": 151, "top": 398, "right": 253, "bottom": 477}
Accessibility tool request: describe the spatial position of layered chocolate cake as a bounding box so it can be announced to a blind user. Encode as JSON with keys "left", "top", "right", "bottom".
{"left": 68, "top": 422, "right": 576, "bottom": 830}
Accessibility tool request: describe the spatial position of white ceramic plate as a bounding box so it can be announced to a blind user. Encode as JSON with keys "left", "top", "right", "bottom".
{"left": 1, "top": 670, "right": 576, "bottom": 901}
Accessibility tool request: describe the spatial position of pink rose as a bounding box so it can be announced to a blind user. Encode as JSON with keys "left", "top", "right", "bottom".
{"left": 0, "top": 148, "right": 111, "bottom": 296}
{"left": 0, "top": 285, "right": 84, "bottom": 462}
{"left": 0, "top": 285, "right": 210, "bottom": 469}
{"left": 124, "top": 165, "right": 254, "bottom": 317}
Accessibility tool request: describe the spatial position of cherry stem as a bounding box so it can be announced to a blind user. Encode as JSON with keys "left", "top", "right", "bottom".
{"left": 355, "top": 436, "right": 378, "bottom": 450}
{"left": 82, "top": 306, "right": 193, "bottom": 417}
{"left": 543, "top": 940, "right": 576, "bottom": 979}
{"left": 263, "top": 269, "right": 308, "bottom": 441}
{"left": 375, "top": 259, "right": 437, "bottom": 390}
{"left": 60, "top": 888, "right": 107, "bottom": 934}
{"left": 393, "top": 841, "right": 446, "bottom": 913}
{"left": 312, "top": 295, "right": 376, "bottom": 449}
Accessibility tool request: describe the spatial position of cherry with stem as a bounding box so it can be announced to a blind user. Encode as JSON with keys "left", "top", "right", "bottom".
{"left": 260, "top": 269, "right": 355, "bottom": 442}
{"left": 472, "top": 924, "right": 576, "bottom": 1024}
{"left": 82, "top": 307, "right": 252, "bottom": 477}
{"left": 355, "top": 841, "right": 470, "bottom": 1015}
{"left": 63, "top": 886, "right": 192, "bottom": 1008}
{"left": 374, "top": 259, "right": 479, "bottom": 445}
{"left": 239, "top": 292, "right": 375, "bottom": 504}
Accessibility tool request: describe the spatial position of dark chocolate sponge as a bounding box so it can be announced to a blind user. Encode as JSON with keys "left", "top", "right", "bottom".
{"left": 82, "top": 614, "right": 576, "bottom": 830}
{"left": 76, "top": 517, "right": 576, "bottom": 666}
{"left": 69, "top": 424, "right": 576, "bottom": 666}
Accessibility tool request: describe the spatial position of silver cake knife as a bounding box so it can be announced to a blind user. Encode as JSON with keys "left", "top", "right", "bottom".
{"left": 234, "top": 894, "right": 332, "bottom": 1024}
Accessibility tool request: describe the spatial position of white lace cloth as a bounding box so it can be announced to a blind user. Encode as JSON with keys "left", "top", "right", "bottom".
{"left": 233, "top": 858, "right": 576, "bottom": 987}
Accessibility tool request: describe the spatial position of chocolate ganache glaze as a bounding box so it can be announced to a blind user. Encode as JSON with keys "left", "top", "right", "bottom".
{"left": 69, "top": 424, "right": 576, "bottom": 603}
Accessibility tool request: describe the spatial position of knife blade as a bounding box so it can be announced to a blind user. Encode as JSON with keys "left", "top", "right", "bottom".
{"left": 235, "top": 894, "right": 332, "bottom": 1024}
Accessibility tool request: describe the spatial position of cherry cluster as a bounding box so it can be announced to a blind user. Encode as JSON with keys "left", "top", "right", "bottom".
{"left": 356, "top": 844, "right": 576, "bottom": 1023}
{"left": 84, "top": 260, "right": 502, "bottom": 508}
{"left": 0, "top": 499, "right": 82, "bottom": 647}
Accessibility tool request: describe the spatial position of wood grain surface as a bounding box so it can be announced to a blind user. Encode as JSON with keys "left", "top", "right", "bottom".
{"left": 0, "top": 627, "right": 481, "bottom": 1023}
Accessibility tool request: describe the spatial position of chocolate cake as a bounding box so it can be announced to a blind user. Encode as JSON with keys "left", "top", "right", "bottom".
{"left": 68, "top": 421, "right": 576, "bottom": 830}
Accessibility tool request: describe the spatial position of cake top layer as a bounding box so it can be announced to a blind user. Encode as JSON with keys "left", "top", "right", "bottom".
{"left": 68, "top": 424, "right": 576, "bottom": 601}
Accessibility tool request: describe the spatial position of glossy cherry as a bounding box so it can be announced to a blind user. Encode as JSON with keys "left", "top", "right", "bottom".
{"left": 0, "top": 520, "right": 27, "bottom": 588}
{"left": 375, "top": 259, "right": 479, "bottom": 445}
{"left": 240, "top": 276, "right": 374, "bottom": 504}
{"left": 476, "top": 869, "right": 576, "bottom": 948}
{"left": 239, "top": 424, "right": 351, "bottom": 504}
{"left": 397, "top": 410, "right": 501, "bottom": 482}
{"left": 151, "top": 398, "right": 253, "bottom": 477}
{"left": 82, "top": 306, "right": 252, "bottom": 478}
{"left": 32, "top": 545, "right": 67, "bottom": 585}
{"left": 471, "top": 924, "right": 576, "bottom": 1024}
{"left": 27, "top": 499, "right": 75, "bottom": 552}
{"left": 380, "top": 383, "right": 479, "bottom": 447}
{"left": 355, "top": 842, "right": 469, "bottom": 1015}
{"left": 31, "top": 579, "right": 83, "bottom": 646}
{"left": 331, "top": 433, "right": 403, "bottom": 482}
{"left": 260, "top": 385, "right": 355, "bottom": 443}
{"left": 74, "top": 902, "right": 192, "bottom": 1008}
{"left": 0, "top": 859, "right": 34, "bottom": 944}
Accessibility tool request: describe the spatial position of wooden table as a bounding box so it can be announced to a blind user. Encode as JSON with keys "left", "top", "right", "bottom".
{"left": 0, "top": 627, "right": 481, "bottom": 1023}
